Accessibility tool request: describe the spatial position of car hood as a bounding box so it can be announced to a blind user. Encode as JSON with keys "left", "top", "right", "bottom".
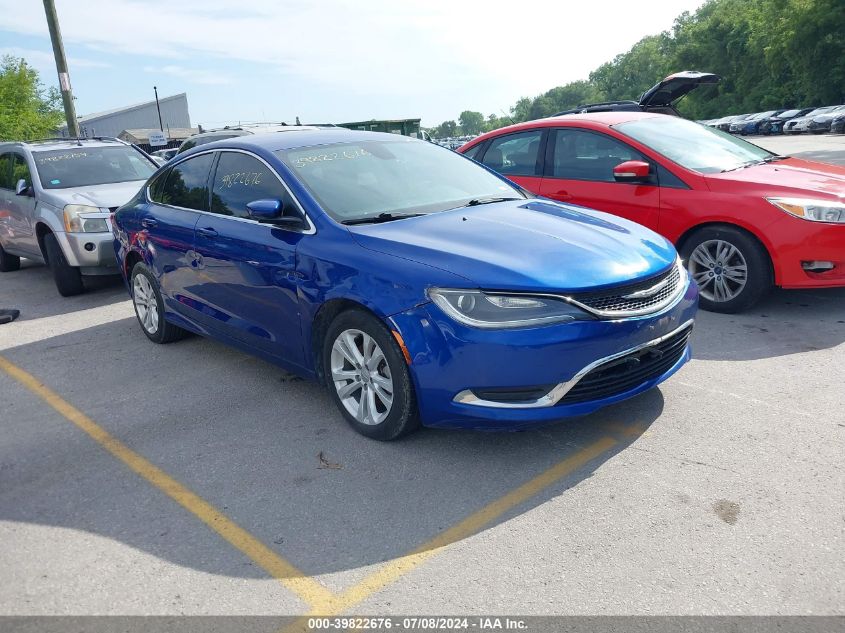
{"left": 706, "top": 158, "right": 845, "bottom": 199}
{"left": 348, "top": 199, "right": 676, "bottom": 293}
{"left": 639, "top": 71, "right": 720, "bottom": 108}
{"left": 40, "top": 180, "right": 147, "bottom": 209}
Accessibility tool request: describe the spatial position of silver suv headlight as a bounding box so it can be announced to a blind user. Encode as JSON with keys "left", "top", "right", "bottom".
{"left": 63, "top": 204, "right": 109, "bottom": 233}
{"left": 428, "top": 288, "right": 592, "bottom": 329}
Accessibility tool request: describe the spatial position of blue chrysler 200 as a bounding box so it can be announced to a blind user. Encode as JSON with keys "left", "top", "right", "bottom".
{"left": 113, "top": 129, "right": 698, "bottom": 440}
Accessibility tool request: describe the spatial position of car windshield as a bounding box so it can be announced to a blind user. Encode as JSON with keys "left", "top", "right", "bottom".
{"left": 33, "top": 145, "right": 156, "bottom": 189}
{"left": 805, "top": 106, "right": 835, "bottom": 117}
{"left": 276, "top": 139, "right": 522, "bottom": 222}
{"left": 615, "top": 116, "right": 774, "bottom": 174}
{"left": 778, "top": 109, "right": 801, "bottom": 118}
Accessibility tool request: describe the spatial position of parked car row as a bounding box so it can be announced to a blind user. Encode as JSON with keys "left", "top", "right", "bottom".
{"left": 701, "top": 105, "right": 845, "bottom": 135}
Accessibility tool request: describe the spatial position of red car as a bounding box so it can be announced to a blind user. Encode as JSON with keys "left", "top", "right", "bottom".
{"left": 459, "top": 112, "right": 845, "bottom": 312}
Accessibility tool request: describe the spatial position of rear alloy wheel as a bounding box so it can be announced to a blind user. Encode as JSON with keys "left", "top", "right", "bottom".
{"left": 682, "top": 226, "right": 771, "bottom": 313}
{"left": 324, "top": 310, "right": 419, "bottom": 440}
{"left": 130, "top": 262, "right": 187, "bottom": 343}
{"left": 0, "top": 242, "right": 20, "bottom": 272}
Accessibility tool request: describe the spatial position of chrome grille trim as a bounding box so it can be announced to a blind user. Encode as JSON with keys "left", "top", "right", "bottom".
{"left": 452, "top": 319, "right": 695, "bottom": 409}
{"left": 565, "top": 260, "right": 686, "bottom": 318}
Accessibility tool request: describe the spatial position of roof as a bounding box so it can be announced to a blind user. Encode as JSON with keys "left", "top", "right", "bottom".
{"left": 180, "top": 128, "right": 410, "bottom": 155}
{"left": 465, "top": 111, "right": 665, "bottom": 147}
{"left": 119, "top": 128, "right": 198, "bottom": 143}
{"left": 57, "top": 93, "right": 188, "bottom": 129}
{"left": 0, "top": 137, "right": 127, "bottom": 151}
{"left": 341, "top": 118, "right": 421, "bottom": 126}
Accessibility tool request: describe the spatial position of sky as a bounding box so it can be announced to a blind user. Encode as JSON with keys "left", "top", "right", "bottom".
{"left": 1, "top": 0, "right": 705, "bottom": 129}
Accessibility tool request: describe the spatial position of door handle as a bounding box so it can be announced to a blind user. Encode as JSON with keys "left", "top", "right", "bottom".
{"left": 552, "top": 190, "right": 572, "bottom": 200}
{"left": 197, "top": 227, "right": 218, "bottom": 238}
{"left": 141, "top": 218, "right": 158, "bottom": 229}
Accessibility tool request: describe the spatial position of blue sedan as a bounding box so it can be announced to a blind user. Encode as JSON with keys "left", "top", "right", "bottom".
{"left": 113, "top": 129, "right": 698, "bottom": 439}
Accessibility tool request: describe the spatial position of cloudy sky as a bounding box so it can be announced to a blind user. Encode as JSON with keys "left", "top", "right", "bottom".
{"left": 1, "top": 0, "right": 704, "bottom": 128}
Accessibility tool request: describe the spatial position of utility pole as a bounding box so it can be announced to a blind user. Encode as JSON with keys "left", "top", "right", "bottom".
{"left": 42, "top": 0, "right": 80, "bottom": 138}
{"left": 153, "top": 86, "right": 164, "bottom": 131}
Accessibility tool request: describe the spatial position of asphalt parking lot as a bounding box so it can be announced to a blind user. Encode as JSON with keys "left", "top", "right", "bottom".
{"left": 0, "top": 135, "right": 843, "bottom": 619}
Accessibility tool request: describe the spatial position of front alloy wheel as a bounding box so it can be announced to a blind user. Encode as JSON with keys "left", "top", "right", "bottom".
{"left": 323, "top": 310, "right": 419, "bottom": 440}
{"left": 681, "top": 226, "right": 771, "bottom": 313}
{"left": 331, "top": 329, "right": 394, "bottom": 426}
{"left": 688, "top": 239, "right": 748, "bottom": 304}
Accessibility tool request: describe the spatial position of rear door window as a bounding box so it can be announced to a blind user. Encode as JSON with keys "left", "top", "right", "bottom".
{"left": 157, "top": 153, "right": 214, "bottom": 211}
{"left": 480, "top": 131, "right": 543, "bottom": 176}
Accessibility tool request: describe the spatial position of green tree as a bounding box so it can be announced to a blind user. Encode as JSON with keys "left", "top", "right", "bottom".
{"left": 435, "top": 120, "right": 458, "bottom": 138}
{"left": 442, "top": 0, "right": 845, "bottom": 131}
{"left": 0, "top": 56, "right": 64, "bottom": 141}
{"left": 458, "top": 110, "right": 485, "bottom": 135}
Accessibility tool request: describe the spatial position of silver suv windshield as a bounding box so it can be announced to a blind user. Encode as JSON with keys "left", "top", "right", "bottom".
{"left": 32, "top": 146, "right": 156, "bottom": 189}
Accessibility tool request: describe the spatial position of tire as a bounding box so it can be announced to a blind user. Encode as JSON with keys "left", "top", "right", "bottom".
{"left": 323, "top": 309, "right": 420, "bottom": 440}
{"left": 0, "top": 242, "right": 20, "bottom": 272}
{"left": 130, "top": 262, "right": 187, "bottom": 343}
{"left": 43, "top": 232, "right": 84, "bottom": 296}
{"left": 681, "top": 226, "right": 772, "bottom": 314}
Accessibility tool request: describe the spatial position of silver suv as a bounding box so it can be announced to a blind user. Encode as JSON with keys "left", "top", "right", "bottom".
{"left": 0, "top": 138, "right": 157, "bottom": 295}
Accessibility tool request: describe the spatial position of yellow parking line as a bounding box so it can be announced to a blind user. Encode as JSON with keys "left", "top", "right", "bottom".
{"left": 0, "top": 353, "right": 336, "bottom": 610}
{"left": 290, "top": 435, "right": 618, "bottom": 623}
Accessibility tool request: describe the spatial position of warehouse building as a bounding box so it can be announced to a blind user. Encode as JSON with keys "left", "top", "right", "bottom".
{"left": 57, "top": 93, "right": 191, "bottom": 139}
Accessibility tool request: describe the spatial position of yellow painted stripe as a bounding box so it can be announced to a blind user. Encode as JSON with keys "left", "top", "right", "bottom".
{"left": 0, "top": 354, "right": 336, "bottom": 609}
{"left": 291, "top": 435, "right": 618, "bottom": 623}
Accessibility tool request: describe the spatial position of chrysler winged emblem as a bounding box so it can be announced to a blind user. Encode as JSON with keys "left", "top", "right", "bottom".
{"left": 622, "top": 276, "right": 671, "bottom": 299}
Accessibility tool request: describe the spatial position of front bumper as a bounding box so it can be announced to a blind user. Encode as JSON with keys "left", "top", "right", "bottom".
{"left": 768, "top": 215, "right": 845, "bottom": 288}
{"left": 389, "top": 279, "right": 698, "bottom": 429}
{"left": 807, "top": 121, "right": 832, "bottom": 133}
{"left": 54, "top": 230, "right": 120, "bottom": 273}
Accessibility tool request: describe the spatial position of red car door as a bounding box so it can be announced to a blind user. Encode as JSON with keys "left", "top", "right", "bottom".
{"left": 538, "top": 128, "right": 661, "bottom": 231}
{"left": 475, "top": 128, "right": 545, "bottom": 194}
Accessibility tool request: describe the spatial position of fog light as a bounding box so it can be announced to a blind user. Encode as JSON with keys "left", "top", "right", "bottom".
{"left": 84, "top": 242, "right": 96, "bottom": 252}
{"left": 801, "top": 260, "right": 834, "bottom": 272}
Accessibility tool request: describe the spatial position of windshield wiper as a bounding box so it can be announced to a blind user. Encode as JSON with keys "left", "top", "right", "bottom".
{"left": 341, "top": 212, "right": 427, "bottom": 225}
{"left": 721, "top": 160, "right": 762, "bottom": 173}
{"left": 722, "top": 154, "right": 788, "bottom": 172}
{"left": 461, "top": 196, "right": 523, "bottom": 207}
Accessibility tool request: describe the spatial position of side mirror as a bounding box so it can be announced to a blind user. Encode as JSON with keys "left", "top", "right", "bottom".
{"left": 246, "top": 199, "right": 303, "bottom": 228}
{"left": 613, "top": 160, "right": 651, "bottom": 183}
{"left": 15, "top": 179, "right": 32, "bottom": 196}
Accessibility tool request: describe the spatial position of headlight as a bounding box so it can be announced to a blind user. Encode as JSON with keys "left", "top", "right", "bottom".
{"left": 63, "top": 204, "right": 109, "bottom": 233}
{"left": 428, "top": 288, "right": 592, "bottom": 328}
{"left": 767, "top": 197, "right": 845, "bottom": 224}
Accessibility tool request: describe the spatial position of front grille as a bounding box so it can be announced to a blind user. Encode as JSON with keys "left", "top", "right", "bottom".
{"left": 569, "top": 264, "right": 682, "bottom": 316}
{"left": 559, "top": 325, "right": 693, "bottom": 404}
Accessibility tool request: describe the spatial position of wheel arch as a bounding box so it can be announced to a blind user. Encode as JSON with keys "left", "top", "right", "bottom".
{"left": 35, "top": 222, "right": 53, "bottom": 263}
{"left": 123, "top": 249, "right": 144, "bottom": 280}
{"left": 309, "top": 298, "right": 387, "bottom": 385}
{"left": 675, "top": 221, "right": 776, "bottom": 285}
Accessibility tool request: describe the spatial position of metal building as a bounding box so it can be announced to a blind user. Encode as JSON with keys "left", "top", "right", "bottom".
{"left": 57, "top": 93, "right": 191, "bottom": 139}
